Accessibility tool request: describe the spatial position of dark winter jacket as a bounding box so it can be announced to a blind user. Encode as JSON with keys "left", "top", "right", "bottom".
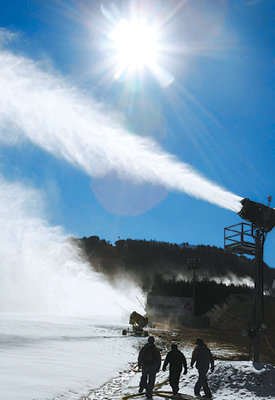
{"left": 163, "top": 348, "right": 187, "bottom": 373}
{"left": 138, "top": 343, "right": 161, "bottom": 370}
{"left": 191, "top": 343, "right": 214, "bottom": 370}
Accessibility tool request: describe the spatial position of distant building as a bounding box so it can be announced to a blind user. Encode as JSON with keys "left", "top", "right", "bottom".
{"left": 147, "top": 294, "right": 210, "bottom": 328}
{"left": 147, "top": 294, "right": 193, "bottom": 322}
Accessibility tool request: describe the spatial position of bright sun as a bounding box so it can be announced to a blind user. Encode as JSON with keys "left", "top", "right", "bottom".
{"left": 109, "top": 18, "right": 159, "bottom": 79}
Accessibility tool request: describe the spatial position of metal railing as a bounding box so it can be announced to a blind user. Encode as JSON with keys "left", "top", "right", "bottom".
{"left": 224, "top": 222, "right": 256, "bottom": 255}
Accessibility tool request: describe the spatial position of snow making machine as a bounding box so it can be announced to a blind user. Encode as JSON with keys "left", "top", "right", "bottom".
{"left": 122, "top": 311, "right": 149, "bottom": 337}
{"left": 238, "top": 198, "right": 275, "bottom": 233}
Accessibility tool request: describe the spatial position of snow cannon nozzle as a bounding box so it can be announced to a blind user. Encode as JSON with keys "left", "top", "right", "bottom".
{"left": 238, "top": 198, "right": 275, "bottom": 233}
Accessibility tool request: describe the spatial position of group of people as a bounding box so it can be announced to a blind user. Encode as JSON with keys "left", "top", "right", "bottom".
{"left": 138, "top": 336, "right": 214, "bottom": 400}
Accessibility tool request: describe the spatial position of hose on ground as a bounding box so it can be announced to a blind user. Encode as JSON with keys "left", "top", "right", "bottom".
{"left": 120, "top": 377, "right": 167, "bottom": 400}
{"left": 120, "top": 376, "right": 198, "bottom": 399}
{"left": 121, "top": 390, "right": 196, "bottom": 399}
{"left": 152, "top": 391, "right": 196, "bottom": 399}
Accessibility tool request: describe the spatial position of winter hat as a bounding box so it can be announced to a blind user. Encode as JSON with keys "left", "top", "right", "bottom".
{"left": 196, "top": 338, "right": 204, "bottom": 345}
{"left": 148, "top": 336, "right": 155, "bottom": 343}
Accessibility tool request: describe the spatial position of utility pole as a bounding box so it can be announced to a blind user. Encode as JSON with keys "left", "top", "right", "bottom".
{"left": 253, "top": 229, "right": 265, "bottom": 362}
{"left": 188, "top": 258, "right": 200, "bottom": 316}
{"left": 224, "top": 196, "right": 274, "bottom": 362}
{"left": 119, "top": 238, "right": 128, "bottom": 272}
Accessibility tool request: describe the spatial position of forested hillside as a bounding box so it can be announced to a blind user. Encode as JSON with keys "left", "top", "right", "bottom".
{"left": 75, "top": 236, "right": 275, "bottom": 314}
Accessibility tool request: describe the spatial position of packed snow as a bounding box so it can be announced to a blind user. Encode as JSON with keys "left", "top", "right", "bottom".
{"left": 105, "top": 342, "right": 275, "bottom": 400}
{"left": 0, "top": 314, "right": 140, "bottom": 400}
{"left": 1, "top": 314, "right": 274, "bottom": 400}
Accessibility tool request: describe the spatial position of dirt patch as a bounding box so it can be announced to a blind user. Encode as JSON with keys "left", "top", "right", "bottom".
{"left": 149, "top": 323, "right": 275, "bottom": 365}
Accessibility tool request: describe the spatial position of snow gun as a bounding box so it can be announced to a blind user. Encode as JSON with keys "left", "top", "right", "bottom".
{"left": 238, "top": 198, "right": 275, "bottom": 233}
{"left": 122, "top": 311, "right": 149, "bottom": 336}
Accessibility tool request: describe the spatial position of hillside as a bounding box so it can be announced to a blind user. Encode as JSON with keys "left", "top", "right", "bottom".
{"left": 75, "top": 236, "right": 275, "bottom": 364}
{"left": 76, "top": 236, "right": 275, "bottom": 295}
{"left": 76, "top": 236, "right": 275, "bottom": 306}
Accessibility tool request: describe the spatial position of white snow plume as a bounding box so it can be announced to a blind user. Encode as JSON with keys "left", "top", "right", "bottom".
{"left": 211, "top": 275, "right": 254, "bottom": 287}
{"left": 0, "top": 45, "right": 242, "bottom": 212}
{"left": 0, "top": 175, "right": 143, "bottom": 319}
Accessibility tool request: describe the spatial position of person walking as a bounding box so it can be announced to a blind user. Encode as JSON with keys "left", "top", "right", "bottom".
{"left": 191, "top": 338, "right": 214, "bottom": 399}
{"left": 162, "top": 343, "right": 187, "bottom": 396}
{"left": 138, "top": 336, "right": 161, "bottom": 400}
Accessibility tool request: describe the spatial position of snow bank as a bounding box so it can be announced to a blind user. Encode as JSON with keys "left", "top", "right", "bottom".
{"left": 208, "top": 361, "right": 275, "bottom": 399}
{"left": 98, "top": 356, "right": 275, "bottom": 400}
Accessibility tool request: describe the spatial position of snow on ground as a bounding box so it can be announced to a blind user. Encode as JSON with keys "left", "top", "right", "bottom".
{"left": 0, "top": 314, "right": 141, "bottom": 400}
{"left": 207, "top": 361, "right": 275, "bottom": 399}
{"left": 1, "top": 315, "right": 274, "bottom": 400}
{"left": 85, "top": 339, "right": 275, "bottom": 400}
{"left": 87, "top": 360, "right": 275, "bottom": 400}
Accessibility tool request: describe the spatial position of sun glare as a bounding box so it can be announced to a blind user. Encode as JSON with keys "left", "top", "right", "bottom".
{"left": 100, "top": 4, "right": 174, "bottom": 87}
{"left": 109, "top": 19, "right": 159, "bottom": 79}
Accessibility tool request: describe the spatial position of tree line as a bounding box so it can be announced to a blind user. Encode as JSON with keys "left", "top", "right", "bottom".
{"left": 76, "top": 236, "right": 275, "bottom": 313}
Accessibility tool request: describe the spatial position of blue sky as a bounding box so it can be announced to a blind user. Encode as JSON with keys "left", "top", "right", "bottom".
{"left": 0, "top": 0, "right": 274, "bottom": 268}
